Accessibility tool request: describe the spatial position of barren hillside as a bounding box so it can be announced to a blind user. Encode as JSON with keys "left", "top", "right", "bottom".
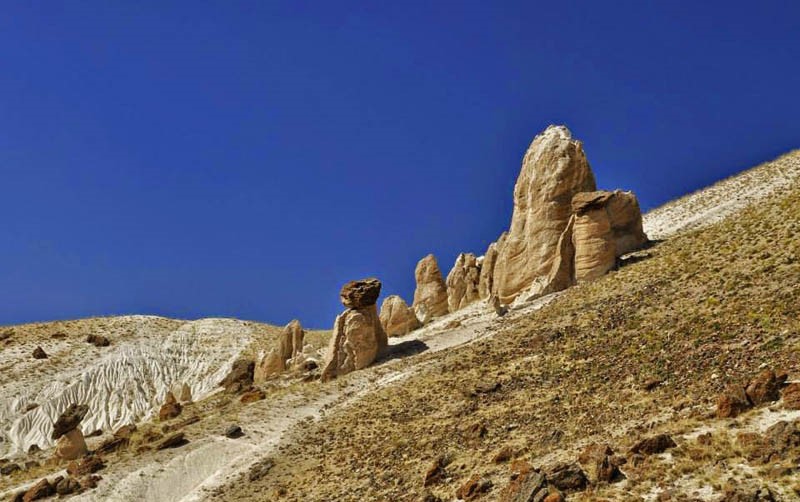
{"left": 1, "top": 151, "right": 799, "bottom": 502}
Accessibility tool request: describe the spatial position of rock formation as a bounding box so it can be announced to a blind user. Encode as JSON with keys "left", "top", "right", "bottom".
{"left": 446, "top": 253, "right": 482, "bottom": 312}
{"left": 254, "top": 319, "right": 305, "bottom": 382}
{"left": 170, "top": 382, "right": 192, "bottom": 403}
{"left": 52, "top": 404, "right": 89, "bottom": 461}
{"left": 219, "top": 358, "right": 255, "bottom": 394}
{"left": 158, "top": 391, "right": 182, "bottom": 421}
{"left": 571, "top": 190, "right": 648, "bottom": 282}
{"left": 321, "top": 278, "right": 387, "bottom": 381}
{"left": 491, "top": 126, "right": 597, "bottom": 304}
{"left": 379, "top": 295, "right": 420, "bottom": 337}
{"left": 478, "top": 235, "right": 504, "bottom": 299}
{"left": 412, "top": 254, "right": 449, "bottom": 323}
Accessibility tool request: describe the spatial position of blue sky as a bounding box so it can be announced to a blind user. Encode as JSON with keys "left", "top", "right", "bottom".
{"left": 1, "top": 1, "right": 798, "bottom": 328}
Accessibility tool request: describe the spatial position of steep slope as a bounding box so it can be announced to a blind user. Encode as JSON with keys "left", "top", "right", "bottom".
{"left": 215, "top": 151, "right": 800, "bottom": 500}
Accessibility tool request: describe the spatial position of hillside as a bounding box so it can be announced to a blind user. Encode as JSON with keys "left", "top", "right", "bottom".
{"left": 1, "top": 151, "right": 799, "bottom": 502}
{"left": 216, "top": 150, "right": 800, "bottom": 501}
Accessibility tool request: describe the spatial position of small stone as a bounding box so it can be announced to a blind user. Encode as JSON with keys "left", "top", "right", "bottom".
{"left": 32, "top": 347, "right": 48, "bottom": 359}
{"left": 630, "top": 434, "right": 677, "bottom": 455}
{"left": 546, "top": 463, "right": 588, "bottom": 492}
{"left": 240, "top": 388, "right": 266, "bottom": 404}
{"left": 1, "top": 463, "right": 21, "bottom": 475}
{"left": 66, "top": 455, "right": 105, "bottom": 477}
{"left": 55, "top": 476, "right": 80, "bottom": 495}
{"left": 156, "top": 432, "right": 187, "bottom": 450}
{"left": 492, "top": 445, "right": 514, "bottom": 463}
{"left": 455, "top": 474, "right": 492, "bottom": 500}
{"left": 22, "top": 478, "right": 54, "bottom": 501}
{"left": 86, "top": 334, "right": 110, "bottom": 347}
{"left": 225, "top": 425, "right": 243, "bottom": 439}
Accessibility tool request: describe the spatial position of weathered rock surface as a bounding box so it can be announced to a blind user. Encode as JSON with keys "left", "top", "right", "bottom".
{"left": 219, "top": 358, "right": 255, "bottom": 393}
{"left": 571, "top": 190, "right": 648, "bottom": 282}
{"left": 445, "top": 253, "right": 482, "bottom": 312}
{"left": 170, "top": 382, "right": 192, "bottom": 403}
{"left": 745, "top": 369, "right": 781, "bottom": 406}
{"left": 717, "top": 385, "right": 752, "bottom": 418}
{"left": 52, "top": 404, "right": 89, "bottom": 439}
{"left": 339, "top": 278, "right": 382, "bottom": 309}
{"left": 629, "top": 434, "right": 676, "bottom": 455}
{"left": 412, "top": 254, "right": 449, "bottom": 322}
{"left": 54, "top": 428, "right": 88, "bottom": 460}
{"left": 158, "top": 391, "right": 182, "bottom": 421}
{"left": 379, "top": 295, "right": 420, "bottom": 337}
{"left": 22, "top": 478, "right": 55, "bottom": 501}
{"left": 491, "top": 126, "right": 596, "bottom": 304}
{"left": 321, "top": 278, "right": 388, "bottom": 381}
{"left": 321, "top": 304, "right": 386, "bottom": 381}
{"left": 783, "top": 383, "right": 800, "bottom": 410}
{"left": 478, "top": 236, "right": 503, "bottom": 299}
{"left": 254, "top": 319, "right": 305, "bottom": 382}
{"left": 577, "top": 443, "right": 619, "bottom": 484}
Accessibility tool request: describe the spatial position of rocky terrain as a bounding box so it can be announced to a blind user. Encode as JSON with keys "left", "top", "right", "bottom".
{"left": 1, "top": 127, "right": 799, "bottom": 501}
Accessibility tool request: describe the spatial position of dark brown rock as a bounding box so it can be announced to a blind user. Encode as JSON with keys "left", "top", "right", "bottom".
{"left": 247, "top": 458, "right": 275, "bottom": 482}
{"left": 32, "top": 346, "right": 47, "bottom": 359}
{"left": 240, "top": 388, "right": 266, "bottom": 404}
{"left": 716, "top": 385, "right": 751, "bottom": 418}
{"left": 1, "top": 463, "right": 21, "bottom": 475}
{"left": 55, "top": 476, "right": 80, "bottom": 496}
{"left": 782, "top": 382, "right": 800, "bottom": 410}
{"left": 219, "top": 358, "right": 254, "bottom": 393}
{"left": 546, "top": 463, "right": 588, "bottom": 492}
{"left": 423, "top": 456, "right": 447, "bottom": 487}
{"left": 96, "top": 437, "right": 128, "bottom": 455}
{"left": 455, "top": 474, "right": 492, "bottom": 500}
{"left": 630, "top": 434, "right": 677, "bottom": 455}
{"left": 492, "top": 445, "right": 514, "bottom": 463}
{"left": 66, "top": 455, "right": 105, "bottom": 476}
{"left": 503, "top": 468, "right": 546, "bottom": 502}
{"left": 340, "top": 278, "right": 382, "bottom": 308}
{"left": 86, "top": 334, "right": 110, "bottom": 347}
{"left": 746, "top": 370, "right": 781, "bottom": 406}
{"left": 78, "top": 475, "right": 101, "bottom": 490}
{"left": 52, "top": 404, "right": 89, "bottom": 439}
{"left": 225, "top": 425, "right": 243, "bottom": 438}
{"left": 577, "top": 443, "right": 619, "bottom": 484}
{"left": 156, "top": 432, "right": 188, "bottom": 450}
{"left": 114, "top": 424, "right": 137, "bottom": 439}
{"left": 22, "top": 478, "right": 54, "bottom": 502}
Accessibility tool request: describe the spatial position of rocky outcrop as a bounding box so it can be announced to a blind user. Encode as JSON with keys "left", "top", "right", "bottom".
{"left": 322, "top": 279, "right": 387, "bottom": 381}
{"left": 52, "top": 404, "right": 89, "bottom": 461}
{"left": 379, "top": 295, "right": 420, "bottom": 337}
{"left": 478, "top": 236, "right": 503, "bottom": 299}
{"left": 491, "top": 126, "right": 597, "bottom": 304}
{"left": 446, "top": 253, "right": 482, "bottom": 312}
{"left": 170, "top": 382, "right": 192, "bottom": 403}
{"left": 412, "top": 254, "right": 449, "bottom": 323}
{"left": 158, "top": 392, "right": 182, "bottom": 421}
{"left": 572, "top": 190, "right": 648, "bottom": 282}
{"left": 254, "top": 320, "right": 305, "bottom": 382}
{"left": 219, "top": 358, "right": 255, "bottom": 394}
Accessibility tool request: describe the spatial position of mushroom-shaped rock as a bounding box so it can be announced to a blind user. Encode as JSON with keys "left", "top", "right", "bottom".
{"left": 446, "top": 253, "right": 482, "bottom": 312}
{"left": 379, "top": 295, "right": 420, "bottom": 337}
{"left": 52, "top": 404, "right": 89, "bottom": 460}
{"left": 412, "top": 254, "right": 449, "bottom": 323}
{"left": 491, "top": 126, "right": 597, "bottom": 304}
{"left": 321, "top": 279, "right": 388, "bottom": 381}
{"left": 254, "top": 319, "right": 306, "bottom": 382}
{"left": 339, "top": 278, "right": 382, "bottom": 308}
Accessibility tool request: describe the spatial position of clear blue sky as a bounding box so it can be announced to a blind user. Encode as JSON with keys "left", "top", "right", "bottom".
{"left": 1, "top": 1, "right": 798, "bottom": 328}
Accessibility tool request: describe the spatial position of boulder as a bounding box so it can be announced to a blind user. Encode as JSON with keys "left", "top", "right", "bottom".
{"left": 52, "top": 404, "right": 89, "bottom": 439}
{"left": 158, "top": 391, "right": 182, "bottom": 421}
{"left": 254, "top": 320, "right": 305, "bottom": 382}
{"left": 86, "top": 334, "right": 110, "bottom": 347}
{"left": 412, "top": 254, "right": 449, "bottom": 322}
{"left": 783, "top": 383, "right": 800, "bottom": 410}
{"left": 491, "top": 126, "right": 597, "bottom": 304}
{"left": 219, "top": 358, "right": 255, "bottom": 393}
{"left": 379, "top": 295, "right": 421, "bottom": 337}
{"left": 577, "top": 443, "right": 619, "bottom": 484}
{"left": 54, "top": 428, "right": 88, "bottom": 460}
{"left": 66, "top": 455, "right": 104, "bottom": 477}
{"left": 455, "top": 474, "right": 492, "bottom": 500}
{"left": 339, "top": 278, "right": 382, "bottom": 308}
{"left": 745, "top": 369, "right": 781, "bottom": 406}
{"left": 629, "top": 434, "right": 676, "bottom": 455}
{"left": 572, "top": 192, "right": 617, "bottom": 282}
{"left": 717, "top": 385, "right": 752, "bottom": 418}
{"left": 22, "top": 478, "right": 54, "bottom": 502}
{"left": 571, "top": 190, "right": 648, "bottom": 282}
{"left": 445, "top": 253, "right": 482, "bottom": 312}
{"left": 546, "top": 463, "right": 588, "bottom": 492}
{"left": 321, "top": 304, "right": 386, "bottom": 381}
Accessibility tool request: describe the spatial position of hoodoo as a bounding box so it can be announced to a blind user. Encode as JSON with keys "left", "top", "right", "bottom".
{"left": 254, "top": 319, "right": 305, "bottom": 382}
{"left": 412, "top": 254, "right": 449, "bottom": 324}
{"left": 445, "top": 253, "right": 482, "bottom": 312}
{"left": 379, "top": 295, "right": 421, "bottom": 337}
{"left": 321, "top": 278, "right": 388, "bottom": 381}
